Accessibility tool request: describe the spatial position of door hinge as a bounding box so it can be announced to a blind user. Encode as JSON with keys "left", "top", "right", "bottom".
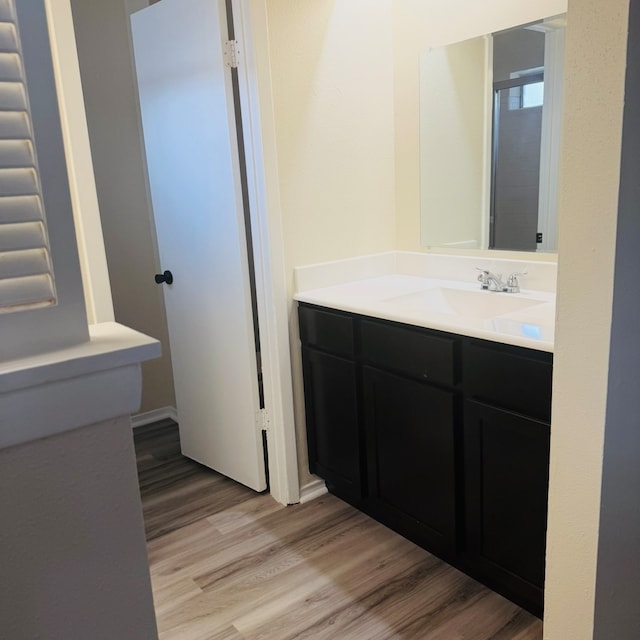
{"left": 536, "top": 232, "right": 543, "bottom": 243}
{"left": 256, "top": 408, "right": 269, "bottom": 433}
{"left": 224, "top": 40, "right": 240, "bottom": 68}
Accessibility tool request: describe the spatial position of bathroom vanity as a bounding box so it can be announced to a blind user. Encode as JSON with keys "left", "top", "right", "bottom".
{"left": 295, "top": 254, "right": 556, "bottom": 618}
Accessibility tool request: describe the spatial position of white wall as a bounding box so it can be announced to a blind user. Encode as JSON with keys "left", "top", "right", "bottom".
{"left": 393, "top": 0, "right": 568, "bottom": 251}
{"left": 265, "top": 0, "right": 396, "bottom": 485}
{"left": 544, "top": 0, "right": 630, "bottom": 636}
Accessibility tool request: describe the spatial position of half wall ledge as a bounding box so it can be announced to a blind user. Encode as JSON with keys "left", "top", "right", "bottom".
{"left": 0, "top": 321, "right": 161, "bottom": 449}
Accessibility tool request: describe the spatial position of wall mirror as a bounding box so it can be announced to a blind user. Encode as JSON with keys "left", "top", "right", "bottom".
{"left": 419, "top": 15, "right": 566, "bottom": 253}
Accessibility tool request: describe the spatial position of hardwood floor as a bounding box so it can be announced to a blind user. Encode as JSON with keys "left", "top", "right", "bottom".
{"left": 134, "top": 421, "right": 543, "bottom": 640}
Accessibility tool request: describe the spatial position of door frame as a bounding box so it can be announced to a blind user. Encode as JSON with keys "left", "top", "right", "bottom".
{"left": 227, "top": 0, "right": 300, "bottom": 504}
{"left": 48, "top": 0, "right": 300, "bottom": 505}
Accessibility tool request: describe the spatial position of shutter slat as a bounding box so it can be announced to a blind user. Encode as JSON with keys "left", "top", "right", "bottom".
{"left": 0, "top": 139, "right": 33, "bottom": 167}
{"left": 0, "top": 52, "right": 20, "bottom": 81}
{"left": 0, "top": 221, "right": 47, "bottom": 252}
{"left": 0, "top": 273, "right": 54, "bottom": 312}
{"left": 0, "top": 2, "right": 15, "bottom": 22}
{"left": 0, "top": 111, "right": 30, "bottom": 138}
{"left": 0, "top": 195, "right": 42, "bottom": 223}
{"left": 0, "top": 81, "right": 26, "bottom": 109}
{"left": 0, "top": 247, "right": 49, "bottom": 278}
{"left": 0, "top": 23, "right": 18, "bottom": 52}
{"left": 0, "top": 167, "right": 38, "bottom": 195}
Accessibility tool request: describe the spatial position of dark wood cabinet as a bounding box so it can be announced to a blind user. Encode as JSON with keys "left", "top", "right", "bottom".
{"left": 299, "top": 306, "right": 362, "bottom": 503}
{"left": 302, "top": 347, "right": 362, "bottom": 501}
{"left": 463, "top": 400, "right": 550, "bottom": 617}
{"left": 363, "top": 366, "right": 457, "bottom": 557}
{"left": 298, "top": 302, "right": 552, "bottom": 617}
{"left": 462, "top": 338, "right": 552, "bottom": 618}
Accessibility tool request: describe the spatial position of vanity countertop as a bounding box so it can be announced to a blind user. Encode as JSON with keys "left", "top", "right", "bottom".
{"left": 294, "top": 274, "right": 555, "bottom": 352}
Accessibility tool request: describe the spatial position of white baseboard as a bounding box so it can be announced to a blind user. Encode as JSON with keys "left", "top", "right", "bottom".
{"left": 131, "top": 406, "right": 178, "bottom": 429}
{"left": 298, "top": 478, "right": 328, "bottom": 504}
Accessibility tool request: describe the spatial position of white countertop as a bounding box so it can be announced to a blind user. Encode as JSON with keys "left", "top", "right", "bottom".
{"left": 294, "top": 274, "right": 555, "bottom": 352}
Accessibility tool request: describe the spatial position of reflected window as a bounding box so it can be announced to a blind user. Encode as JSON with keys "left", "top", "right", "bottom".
{"left": 523, "top": 81, "right": 544, "bottom": 108}
{"left": 508, "top": 72, "right": 545, "bottom": 110}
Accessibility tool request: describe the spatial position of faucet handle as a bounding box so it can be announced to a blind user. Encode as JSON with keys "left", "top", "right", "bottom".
{"left": 506, "top": 271, "right": 527, "bottom": 292}
{"left": 507, "top": 271, "right": 527, "bottom": 284}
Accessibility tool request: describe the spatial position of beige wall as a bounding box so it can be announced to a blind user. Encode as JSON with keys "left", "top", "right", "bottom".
{"left": 543, "top": 0, "right": 629, "bottom": 636}
{"left": 70, "top": 0, "right": 175, "bottom": 414}
{"left": 265, "top": 0, "right": 396, "bottom": 485}
{"left": 393, "top": 0, "right": 568, "bottom": 252}
{"left": 267, "top": 0, "right": 396, "bottom": 270}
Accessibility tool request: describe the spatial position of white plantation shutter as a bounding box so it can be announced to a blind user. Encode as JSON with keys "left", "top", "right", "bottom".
{"left": 0, "top": 2, "right": 55, "bottom": 313}
{"left": 0, "top": 0, "right": 88, "bottom": 360}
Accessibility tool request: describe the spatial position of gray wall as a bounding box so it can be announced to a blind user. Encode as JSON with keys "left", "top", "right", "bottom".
{"left": 593, "top": 0, "right": 640, "bottom": 636}
{"left": 0, "top": 417, "right": 158, "bottom": 640}
{"left": 126, "top": 0, "right": 151, "bottom": 11}
{"left": 493, "top": 27, "right": 545, "bottom": 82}
{"left": 70, "top": 0, "right": 175, "bottom": 414}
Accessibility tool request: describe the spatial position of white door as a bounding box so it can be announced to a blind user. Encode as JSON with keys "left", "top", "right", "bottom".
{"left": 131, "top": 0, "right": 266, "bottom": 491}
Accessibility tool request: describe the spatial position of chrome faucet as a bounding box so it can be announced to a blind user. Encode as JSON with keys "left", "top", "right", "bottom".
{"left": 476, "top": 268, "right": 505, "bottom": 291}
{"left": 476, "top": 268, "right": 527, "bottom": 293}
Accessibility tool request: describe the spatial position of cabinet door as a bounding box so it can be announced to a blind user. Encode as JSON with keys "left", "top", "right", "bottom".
{"left": 301, "top": 347, "right": 362, "bottom": 500}
{"left": 464, "top": 399, "right": 550, "bottom": 617}
{"left": 364, "top": 367, "right": 457, "bottom": 557}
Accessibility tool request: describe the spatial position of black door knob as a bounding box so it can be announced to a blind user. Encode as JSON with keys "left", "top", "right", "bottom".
{"left": 154, "top": 270, "right": 174, "bottom": 285}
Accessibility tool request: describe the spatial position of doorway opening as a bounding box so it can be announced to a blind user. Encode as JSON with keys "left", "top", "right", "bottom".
{"left": 69, "top": 0, "right": 299, "bottom": 503}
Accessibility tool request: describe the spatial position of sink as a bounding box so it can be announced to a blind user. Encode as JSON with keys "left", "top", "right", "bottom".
{"left": 383, "top": 287, "right": 547, "bottom": 320}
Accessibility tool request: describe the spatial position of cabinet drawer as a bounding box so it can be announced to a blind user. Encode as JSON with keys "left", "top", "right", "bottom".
{"left": 299, "top": 304, "right": 355, "bottom": 357}
{"left": 463, "top": 340, "right": 553, "bottom": 422}
{"left": 360, "top": 319, "right": 457, "bottom": 386}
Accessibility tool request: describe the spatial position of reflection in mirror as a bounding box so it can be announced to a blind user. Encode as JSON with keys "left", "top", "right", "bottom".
{"left": 420, "top": 15, "right": 566, "bottom": 253}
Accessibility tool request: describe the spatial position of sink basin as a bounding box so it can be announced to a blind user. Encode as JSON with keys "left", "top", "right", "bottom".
{"left": 383, "top": 287, "right": 547, "bottom": 320}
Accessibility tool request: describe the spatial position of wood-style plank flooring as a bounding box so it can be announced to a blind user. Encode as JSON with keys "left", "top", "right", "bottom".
{"left": 134, "top": 420, "right": 543, "bottom": 640}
